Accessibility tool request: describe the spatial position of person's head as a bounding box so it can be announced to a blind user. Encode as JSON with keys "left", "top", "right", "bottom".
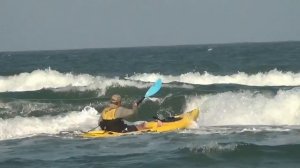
{"left": 110, "top": 94, "right": 121, "bottom": 106}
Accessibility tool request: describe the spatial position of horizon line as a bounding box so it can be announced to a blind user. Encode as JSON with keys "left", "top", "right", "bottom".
{"left": 1, "top": 40, "right": 299, "bottom": 53}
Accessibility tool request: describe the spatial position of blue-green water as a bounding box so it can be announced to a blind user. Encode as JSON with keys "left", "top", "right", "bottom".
{"left": 0, "top": 41, "right": 300, "bottom": 167}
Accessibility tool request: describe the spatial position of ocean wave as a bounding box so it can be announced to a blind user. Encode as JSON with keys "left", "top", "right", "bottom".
{"left": 179, "top": 141, "right": 238, "bottom": 154}
{"left": 184, "top": 87, "right": 300, "bottom": 126}
{"left": 1, "top": 69, "right": 300, "bottom": 93}
{"left": 0, "top": 69, "right": 149, "bottom": 93}
{"left": 180, "top": 142, "right": 300, "bottom": 158}
{"left": 181, "top": 126, "right": 293, "bottom": 136}
{"left": 0, "top": 106, "right": 99, "bottom": 140}
{"left": 127, "top": 69, "right": 300, "bottom": 86}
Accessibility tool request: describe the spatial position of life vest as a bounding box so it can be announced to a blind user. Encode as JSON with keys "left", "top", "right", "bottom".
{"left": 100, "top": 106, "right": 127, "bottom": 132}
{"left": 101, "top": 107, "right": 118, "bottom": 120}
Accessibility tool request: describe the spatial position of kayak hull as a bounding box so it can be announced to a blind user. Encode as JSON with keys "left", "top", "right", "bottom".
{"left": 81, "top": 108, "right": 200, "bottom": 138}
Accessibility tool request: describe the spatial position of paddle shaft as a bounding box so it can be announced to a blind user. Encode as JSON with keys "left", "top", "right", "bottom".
{"left": 136, "top": 79, "right": 162, "bottom": 106}
{"left": 88, "top": 126, "right": 99, "bottom": 132}
{"left": 137, "top": 97, "right": 145, "bottom": 106}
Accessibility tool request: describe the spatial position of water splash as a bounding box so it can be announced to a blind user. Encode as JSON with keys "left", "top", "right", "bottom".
{"left": 0, "top": 106, "right": 99, "bottom": 140}
{"left": 184, "top": 88, "right": 300, "bottom": 125}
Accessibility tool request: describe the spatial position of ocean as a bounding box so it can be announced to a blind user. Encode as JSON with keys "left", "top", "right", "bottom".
{"left": 0, "top": 41, "right": 300, "bottom": 167}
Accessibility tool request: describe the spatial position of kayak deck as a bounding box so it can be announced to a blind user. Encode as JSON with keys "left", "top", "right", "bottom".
{"left": 81, "top": 108, "right": 200, "bottom": 138}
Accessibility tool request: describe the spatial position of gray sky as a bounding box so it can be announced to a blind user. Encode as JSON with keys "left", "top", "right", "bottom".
{"left": 1, "top": 0, "right": 300, "bottom": 51}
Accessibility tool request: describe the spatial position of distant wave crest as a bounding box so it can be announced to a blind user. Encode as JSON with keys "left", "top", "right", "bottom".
{"left": 127, "top": 69, "right": 300, "bottom": 86}
{"left": 0, "top": 69, "right": 148, "bottom": 93}
{"left": 1, "top": 69, "right": 300, "bottom": 93}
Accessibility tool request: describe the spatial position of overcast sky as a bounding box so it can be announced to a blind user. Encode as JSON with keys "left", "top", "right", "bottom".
{"left": 1, "top": 0, "right": 300, "bottom": 51}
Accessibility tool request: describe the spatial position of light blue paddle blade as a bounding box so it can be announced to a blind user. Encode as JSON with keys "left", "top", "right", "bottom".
{"left": 145, "top": 79, "right": 162, "bottom": 98}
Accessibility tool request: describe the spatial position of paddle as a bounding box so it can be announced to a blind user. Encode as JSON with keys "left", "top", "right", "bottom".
{"left": 87, "top": 125, "right": 99, "bottom": 132}
{"left": 137, "top": 79, "right": 162, "bottom": 106}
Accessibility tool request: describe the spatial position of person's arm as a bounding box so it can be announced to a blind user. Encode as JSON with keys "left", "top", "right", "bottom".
{"left": 115, "top": 102, "right": 138, "bottom": 118}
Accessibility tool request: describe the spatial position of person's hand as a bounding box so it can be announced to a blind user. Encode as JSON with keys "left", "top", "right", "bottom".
{"left": 132, "top": 101, "right": 138, "bottom": 109}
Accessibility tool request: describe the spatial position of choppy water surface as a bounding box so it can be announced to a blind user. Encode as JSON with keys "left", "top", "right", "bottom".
{"left": 0, "top": 42, "right": 300, "bottom": 167}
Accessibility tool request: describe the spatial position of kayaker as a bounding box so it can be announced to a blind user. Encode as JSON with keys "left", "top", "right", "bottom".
{"left": 98, "top": 94, "right": 148, "bottom": 132}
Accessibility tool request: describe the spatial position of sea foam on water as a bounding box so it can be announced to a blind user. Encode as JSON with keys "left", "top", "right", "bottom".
{"left": 185, "top": 88, "right": 300, "bottom": 126}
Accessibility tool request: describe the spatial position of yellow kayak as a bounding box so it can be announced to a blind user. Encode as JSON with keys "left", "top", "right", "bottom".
{"left": 81, "top": 108, "right": 200, "bottom": 138}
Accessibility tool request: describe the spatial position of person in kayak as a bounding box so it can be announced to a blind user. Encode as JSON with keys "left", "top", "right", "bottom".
{"left": 98, "top": 94, "right": 148, "bottom": 132}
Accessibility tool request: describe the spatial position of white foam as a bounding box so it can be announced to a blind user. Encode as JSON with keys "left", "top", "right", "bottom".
{"left": 0, "top": 106, "right": 99, "bottom": 140}
{"left": 0, "top": 69, "right": 148, "bottom": 93}
{"left": 181, "top": 126, "right": 292, "bottom": 135}
{"left": 2, "top": 69, "right": 298, "bottom": 93}
{"left": 182, "top": 141, "right": 237, "bottom": 154}
{"left": 184, "top": 88, "right": 300, "bottom": 126}
{"left": 0, "top": 68, "right": 92, "bottom": 92}
{"left": 127, "top": 69, "right": 300, "bottom": 86}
